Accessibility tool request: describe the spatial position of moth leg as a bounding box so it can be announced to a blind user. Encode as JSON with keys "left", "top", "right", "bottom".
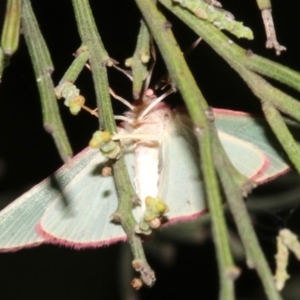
{"left": 112, "top": 63, "right": 133, "bottom": 81}
{"left": 85, "top": 61, "right": 134, "bottom": 110}
{"left": 109, "top": 87, "right": 134, "bottom": 110}
{"left": 154, "top": 37, "right": 202, "bottom": 91}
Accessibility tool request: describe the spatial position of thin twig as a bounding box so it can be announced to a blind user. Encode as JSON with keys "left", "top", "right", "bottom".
{"left": 159, "top": 0, "right": 300, "bottom": 93}
{"left": 22, "top": 0, "right": 72, "bottom": 163}
{"left": 72, "top": 0, "right": 154, "bottom": 286}
{"left": 135, "top": 0, "right": 237, "bottom": 298}
{"left": 1, "top": 0, "right": 21, "bottom": 56}
{"left": 212, "top": 128, "right": 282, "bottom": 300}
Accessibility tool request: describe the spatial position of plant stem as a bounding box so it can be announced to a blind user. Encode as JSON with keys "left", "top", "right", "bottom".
{"left": 135, "top": 0, "right": 236, "bottom": 298}
{"left": 159, "top": 0, "right": 300, "bottom": 92}
{"left": 55, "top": 45, "right": 90, "bottom": 97}
{"left": 72, "top": 0, "right": 154, "bottom": 286}
{"left": 201, "top": 124, "right": 236, "bottom": 300}
{"left": 71, "top": 0, "right": 113, "bottom": 130}
{"left": 155, "top": 1, "right": 286, "bottom": 298}
{"left": 128, "top": 20, "right": 151, "bottom": 99}
{"left": 213, "top": 131, "right": 282, "bottom": 300}
{"left": 262, "top": 103, "right": 300, "bottom": 174}
{"left": 0, "top": 47, "right": 5, "bottom": 81}
{"left": 225, "top": 60, "right": 300, "bottom": 174}
{"left": 22, "top": 0, "right": 72, "bottom": 163}
{"left": 1, "top": 0, "right": 21, "bottom": 56}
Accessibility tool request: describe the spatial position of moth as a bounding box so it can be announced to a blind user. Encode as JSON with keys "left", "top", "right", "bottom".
{"left": 0, "top": 95, "right": 299, "bottom": 252}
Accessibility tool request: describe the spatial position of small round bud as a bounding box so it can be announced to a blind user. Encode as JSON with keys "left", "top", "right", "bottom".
{"left": 102, "top": 166, "right": 112, "bottom": 177}
{"left": 125, "top": 58, "right": 133, "bottom": 67}
{"left": 69, "top": 102, "right": 81, "bottom": 115}
{"left": 131, "top": 278, "right": 143, "bottom": 290}
{"left": 132, "top": 259, "right": 143, "bottom": 271}
{"left": 140, "top": 52, "right": 150, "bottom": 63}
{"left": 145, "top": 196, "right": 154, "bottom": 206}
{"left": 74, "top": 95, "right": 85, "bottom": 106}
{"left": 149, "top": 218, "right": 161, "bottom": 229}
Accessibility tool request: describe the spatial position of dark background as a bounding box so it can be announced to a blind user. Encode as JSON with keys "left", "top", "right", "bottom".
{"left": 1, "top": 1, "right": 300, "bottom": 299}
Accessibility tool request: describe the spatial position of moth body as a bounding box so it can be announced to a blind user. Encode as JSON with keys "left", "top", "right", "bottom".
{"left": 124, "top": 98, "right": 173, "bottom": 214}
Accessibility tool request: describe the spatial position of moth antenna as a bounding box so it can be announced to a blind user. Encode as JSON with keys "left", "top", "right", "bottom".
{"left": 109, "top": 87, "right": 134, "bottom": 110}
{"left": 185, "top": 37, "right": 202, "bottom": 57}
{"left": 83, "top": 61, "right": 134, "bottom": 110}
{"left": 138, "top": 88, "right": 174, "bottom": 120}
{"left": 154, "top": 37, "right": 202, "bottom": 91}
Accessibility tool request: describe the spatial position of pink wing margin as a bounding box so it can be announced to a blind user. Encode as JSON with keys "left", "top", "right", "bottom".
{"left": 0, "top": 147, "right": 100, "bottom": 252}
{"left": 214, "top": 108, "right": 294, "bottom": 183}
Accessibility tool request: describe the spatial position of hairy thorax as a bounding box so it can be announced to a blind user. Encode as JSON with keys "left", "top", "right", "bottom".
{"left": 124, "top": 99, "right": 173, "bottom": 212}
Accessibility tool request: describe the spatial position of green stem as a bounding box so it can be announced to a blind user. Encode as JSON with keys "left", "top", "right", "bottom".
{"left": 159, "top": 0, "right": 300, "bottom": 92}
{"left": 135, "top": 0, "right": 209, "bottom": 125}
{"left": 223, "top": 59, "right": 300, "bottom": 177}
{"left": 228, "top": 60, "right": 300, "bottom": 123}
{"left": 156, "top": 1, "right": 284, "bottom": 298}
{"left": 201, "top": 125, "right": 236, "bottom": 300}
{"left": 214, "top": 145, "right": 282, "bottom": 300}
{"left": 1, "top": 0, "right": 21, "bottom": 56}
{"left": 22, "top": 0, "right": 72, "bottom": 163}
{"left": 172, "top": 0, "right": 253, "bottom": 40}
{"left": 262, "top": 103, "right": 300, "bottom": 174}
{"left": 72, "top": 0, "right": 154, "bottom": 286}
{"left": 162, "top": 0, "right": 300, "bottom": 177}
{"left": 135, "top": 1, "right": 236, "bottom": 298}
{"left": 0, "top": 47, "right": 5, "bottom": 81}
{"left": 245, "top": 54, "right": 300, "bottom": 93}
{"left": 128, "top": 20, "right": 151, "bottom": 99}
{"left": 256, "top": 0, "right": 271, "bottom": 10}
{"left": 211, "top": 122, "right": 255, "bottom": 197}
{"left": 55, "top": 45, "right": 90, "bottom": 98}
{"left": 113, "top": 159, "right": 155, "bottom": 286}
{"left": 212, "top": 54, "right": 300, "bottom": 176}
{"left": 72, "top": 0, "right": 113, "bottom": 130}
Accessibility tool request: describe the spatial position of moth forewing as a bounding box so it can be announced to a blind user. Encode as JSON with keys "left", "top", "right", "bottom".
{"left": 157, "top": 110, "right": 207, "bottom": 222}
